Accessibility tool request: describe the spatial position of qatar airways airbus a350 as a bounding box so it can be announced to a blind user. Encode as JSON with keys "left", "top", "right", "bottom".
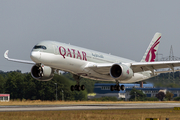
{"left": 4, "top": 32, "right": 180, "bottom": 91}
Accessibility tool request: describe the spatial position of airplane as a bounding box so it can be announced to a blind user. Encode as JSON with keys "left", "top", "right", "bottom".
{"left": 4, "top": 32, "right": 180, "bottom": 91}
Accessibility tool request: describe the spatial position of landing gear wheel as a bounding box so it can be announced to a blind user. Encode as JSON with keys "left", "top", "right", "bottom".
{"left": 110, "top": 85, "right": 114, "bottom": 91}
{"left": 117, "top": 85, "right": 121, "bottom": 91}
{"left": 121, "top": 85, "right": 125, "bottom": 91}
{"left": 75, "top": 85, "right": 77, "bottom": 90}
{"left": 71, "top": 74, "right": 86, "bottom": 91}
{"left": 114, "top": 85, "right": 117, "bottom": 90}
{"left": 71, "top": 85, "right": 75, "bottom": 91}
{"left": 81, "top": 85, "right": 85, "bottom": 91}
{"left": 77, "top": 85, "right": 81, "bottom": 91}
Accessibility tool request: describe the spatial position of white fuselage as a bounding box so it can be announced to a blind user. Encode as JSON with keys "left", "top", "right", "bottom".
{"left": 30, "top": 41, "right": 152, "bottom": 83}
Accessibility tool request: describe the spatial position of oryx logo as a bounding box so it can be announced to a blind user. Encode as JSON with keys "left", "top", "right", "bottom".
{"left": 145, "top": 36, "right": 161, "bottom": 62}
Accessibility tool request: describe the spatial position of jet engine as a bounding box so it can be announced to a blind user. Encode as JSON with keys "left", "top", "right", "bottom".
{"left": 31, "top": 64, "right": 54, "bottom": 81}
{"left": 110, "top": 64, "right": 133, "bottom": 80}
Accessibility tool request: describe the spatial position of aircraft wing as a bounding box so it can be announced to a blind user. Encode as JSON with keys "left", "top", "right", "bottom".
{"left": 4, "top": 50, "right": 35, "bottom": 64}
{"left": 85, "top": 61, "right": 180, "bottom": 75}
{"left": 85, "top": 63, "right": 113, "bottom": 75}
{"left": 131, "top": 61, "right": 180, "bottom": 73}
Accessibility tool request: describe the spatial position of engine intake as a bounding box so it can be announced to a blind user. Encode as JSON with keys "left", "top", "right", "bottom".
{"left": 31, "top": 65, "right": 54, "bottom": 81}
{"left": 110, "top": 64, "right": 133, "bottom": 80}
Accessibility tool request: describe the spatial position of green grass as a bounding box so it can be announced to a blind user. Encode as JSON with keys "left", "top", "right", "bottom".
{"left": 0, "top": 108, "right": 179, "bottom": 120}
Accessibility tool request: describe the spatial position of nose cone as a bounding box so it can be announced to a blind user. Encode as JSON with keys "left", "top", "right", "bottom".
{"left": 30, "top": 51, "right": 41, "bottom": 63}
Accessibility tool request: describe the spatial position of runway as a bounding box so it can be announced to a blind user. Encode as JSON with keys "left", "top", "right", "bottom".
{"left": 0, "top": 103, "right": 180, "bottom": 112}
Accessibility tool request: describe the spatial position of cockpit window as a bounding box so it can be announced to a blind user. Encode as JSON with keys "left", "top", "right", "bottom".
{"left": 33, "top": 45, "right": 47, "bottom": 50}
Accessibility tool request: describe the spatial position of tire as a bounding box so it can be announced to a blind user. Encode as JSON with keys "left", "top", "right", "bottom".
{"left": 81, "top": 85, "right": 85, "bottom": 90}
{"left": 121, "top": 85, "right": 125, "bottom": 91}
{"left": 75, "top": 85, "right": 77, "bottom": 90}
{"left": 117, "top": 85, "right": 121, "bottom": 91}
{"left": 110, "top": 85, "right": 114, "bottom": 91}
{"left": 114, "top": 85, "right": 117, "bottom": 90}
{"left": 71, "top": 85, "right": 75, "bottom": 91}
{"left": 77, "top": 85, "right": 81, "bottom": 91}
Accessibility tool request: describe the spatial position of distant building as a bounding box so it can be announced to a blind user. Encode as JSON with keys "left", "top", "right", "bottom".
{"left": 0, "top": 94, "right": 10, "bottom": 102}
{"left": 88, "top": 83, "right": 180, "bottom": 100}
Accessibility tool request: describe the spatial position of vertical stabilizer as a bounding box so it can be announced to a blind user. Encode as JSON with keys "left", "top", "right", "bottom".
{"left": 141, "top": 32, "right": 161, "bottom": 62}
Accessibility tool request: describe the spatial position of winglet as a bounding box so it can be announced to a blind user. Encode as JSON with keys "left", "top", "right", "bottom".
{"left": 4, "top": 50, "right": 9, "bottom": 60}
{"left": 3, "top": 50, "right": 35, "bottom": 64}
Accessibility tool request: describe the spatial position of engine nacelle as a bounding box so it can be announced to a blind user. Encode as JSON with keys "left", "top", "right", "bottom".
{"left": 31, "top": 65, "right": 54, "bottom": 81}
{"left": 110, "top": 64, "right": 133, "bottom": 80}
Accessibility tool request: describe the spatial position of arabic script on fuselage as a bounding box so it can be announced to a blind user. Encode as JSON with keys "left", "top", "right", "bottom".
{"left": 92, "top": 53, "right": 104, "bottom": 58}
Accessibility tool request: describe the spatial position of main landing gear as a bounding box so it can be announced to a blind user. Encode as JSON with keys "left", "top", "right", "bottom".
{"left": 110, "top": 80, "right": 125, "bottom": 91}
{"left": 70, "top": 75, "right": 85, "bottom": 91}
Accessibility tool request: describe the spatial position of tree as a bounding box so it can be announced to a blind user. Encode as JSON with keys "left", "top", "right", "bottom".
{"left": 145, "top": 97, "right": 159, "bottom": 101}
{"left": 5, "top": 71, "right": 26, "bottom": 100}
{"left": 174, "top": 96, "right": 180, "bottom": 101}
{"left": 156, "top": 92, "right": 165, "bottom": 101}
{"left": 129, "top": 88, "right": 146, "bottom": 101}
{"left": 2, "top": 71, "right": 89, "bottom": 101}
{"left": 23, "top": 73, "right": 37, "bottom": 100}
{"left": 0, "top": 75, "right": 6, "bottom": 93}
{"left": 165, "top": 91, "right": 174, "bottom": 101}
